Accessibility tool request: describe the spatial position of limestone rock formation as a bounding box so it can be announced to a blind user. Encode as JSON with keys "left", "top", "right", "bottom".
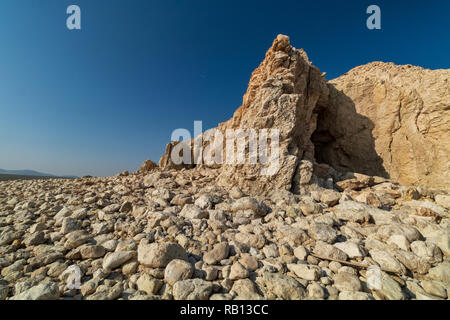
{"left": 314, "top": 62, "right": 450, "bottom": 191}
{"left": 159, "top": 34, "right": 329, "bottom": 195}
{"left": 159, "top": 36, "right": 449, "bottom": 194}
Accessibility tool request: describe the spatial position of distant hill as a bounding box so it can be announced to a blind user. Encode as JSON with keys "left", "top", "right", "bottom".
{"left": 0, "top": 168, "right": 56, "bottom": 177}
{"left": 0, "top": 169, "right": 78, "bottom": 179}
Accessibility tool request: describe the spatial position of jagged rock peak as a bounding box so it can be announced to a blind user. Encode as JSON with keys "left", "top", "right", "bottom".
{"left": 159, "top": 34, "right": 330, "bottom": 196}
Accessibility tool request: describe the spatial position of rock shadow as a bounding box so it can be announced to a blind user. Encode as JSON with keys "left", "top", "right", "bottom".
{"left": 311, "top": 83, "right": 390, "bottom": 179}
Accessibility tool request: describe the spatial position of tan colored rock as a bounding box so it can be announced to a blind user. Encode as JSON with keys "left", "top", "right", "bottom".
{"left": 334, "top": 272, "right": 362, "bottom": 292}
{"left": 159, "top": 34, "right": 329, "bottom": 195}
{"left": 316, "top": 62, "right": 450, "bottom": 191}
{"left": 136, "top": 273, "right": 164, "bottom": 295}
{"left": 239, "top": 254, "right": 259, "bottom": 271}
{"left": 320, "top": 189, "right": 341, "bottom": 206}
{"left": 203, "top": 242, "right": 229, "bottom": 265}
{"left": 435, "top": 195, "right": 450, "bottom": 209}
{"left": 102, "top": 251, "right": 135, "bottom": 270}
{"left": 262, "top": 272, "right": 306, "bottom": 300}
{"left": 164, "top": 259, "right": 193, "bottom": 285}
{"left": 172, "top": 279, "right": 213, "bottom": 300}
{"left": 287, "top": 263, "right": 321, "bottom": 281}
{"left": 137, "top": 242, "right": 188, "bottom": 268}
{"left": 158, "top": 37, "right": 449, "bottom": 194}
{"left": 137, "top": 159, "right": 158, "bottom": 173}
{"left": 369, "top": 248, "right": 406, "bottom": 274}
{"left": 229, "top": 262, "right": 249, "bottom": 280}
{"left": 232, "top": 279, "right": 263, "bottom": 300}
{"left": 80, "top": 245, "right": 106, "bottom": 259}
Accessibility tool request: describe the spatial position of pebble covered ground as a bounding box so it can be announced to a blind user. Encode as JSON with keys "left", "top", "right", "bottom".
{"left": 0, "top": 168, "right": 449, "bottom": 300}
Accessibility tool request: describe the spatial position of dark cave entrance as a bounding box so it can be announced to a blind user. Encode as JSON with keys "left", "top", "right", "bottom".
{"left": 310, "top": 105, "right": 339, "bottom": 169}
{"left": 311, "top": 128, "right": 336, "bottom": 166}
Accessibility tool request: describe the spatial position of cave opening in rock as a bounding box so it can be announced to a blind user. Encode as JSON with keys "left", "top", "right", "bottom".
{"left": 310, "top": 105, "right": 341, "bottom": 172}
{"left": 311, "top": 127, "right": 336, "bottom": 166}
{"left": 310, "top": 105, "right": 391, "bottom": 179}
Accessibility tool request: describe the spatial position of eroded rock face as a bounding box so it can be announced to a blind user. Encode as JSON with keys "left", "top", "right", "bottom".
{"left": 314, "top": 62, "right": 450, "bottom": 191}
{"left": 159, "top": 37, "right": 449, "bottom": 194}
{"left": 1, "top": 35, "right": 447, "bottom": 301}
{"left": 215, "top": 35, "right": 329, "bottom": 195}
{"left": 159, "top": 34, "right": 329, "bottom": 195}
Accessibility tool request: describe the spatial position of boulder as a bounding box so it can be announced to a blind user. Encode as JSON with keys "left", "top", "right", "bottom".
{"left": 164, "top": 259, "right": 194, "bottom": 285}
{"left": 172, "top": 279, "right": 213, "bottom": 300}
{"left": 10, "top": 282, "right": 60, "bottom": 300}
{"left": 138, "top": 242, "right": 188, "bottom": 268}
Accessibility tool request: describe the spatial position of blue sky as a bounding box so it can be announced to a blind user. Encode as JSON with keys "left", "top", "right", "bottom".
{"left": 0, "top": 0, "right": 449, "bottom": 177}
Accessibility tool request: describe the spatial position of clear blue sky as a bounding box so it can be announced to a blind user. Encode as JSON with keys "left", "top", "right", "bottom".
{"left": 0, "top": 0, "right": 449, "bottom": 177}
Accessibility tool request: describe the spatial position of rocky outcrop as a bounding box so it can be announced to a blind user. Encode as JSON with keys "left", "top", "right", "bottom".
{"left": 216, "top": 35, "right": 329, "bottom": 195}
{"left": 159, "top": 36, "right": 450, "bottom": 194}
{"left": 159, "top": 35, "right": 329, "bottom": 195}
{"left": 137, "top": 159, "right": 158, "bottom": 173}
{"left": 160, "top": 37, "right": 449, "bottom": 194}
{"left": 314, "top": 62, "right": 450, "bottom": 191}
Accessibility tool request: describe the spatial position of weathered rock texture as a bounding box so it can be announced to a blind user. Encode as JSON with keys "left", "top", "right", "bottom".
{"left": 314, "top": 62, "right": 450, "bottom": 191}
{"left": 137, "top": 160, "right": 157, "bottom": 174}
{"left": 159, "top": 35, "right": 329, "bottom": 195}
{"left": 159, "top": 36, "right": 450, "bottom": 194}
{"left": 216, "top": 35, "right": 329, "bottom": 195}
{"left": 159, "top": 36, "right": 449, "bottom": 194}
